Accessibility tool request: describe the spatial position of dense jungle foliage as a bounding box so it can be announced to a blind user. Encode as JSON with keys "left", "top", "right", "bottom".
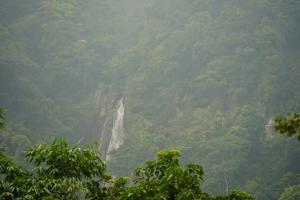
{"left": 0, "top": 0, "right": 300, "bottom": 199}
{"left": 275, "top": 113, "right": 300, "bottom": 140}
{"left": 1, "top": 138, "right": 255, "bottom": 199}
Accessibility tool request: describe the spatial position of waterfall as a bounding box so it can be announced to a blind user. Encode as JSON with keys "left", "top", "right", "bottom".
{"left": 265, "top": 118, "right": 274, "bottom": 140}
{"left": 106, "top": 98, "right": 125, "bottom": 161}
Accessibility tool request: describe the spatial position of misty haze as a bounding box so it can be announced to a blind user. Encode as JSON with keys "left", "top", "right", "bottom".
{"left": 0, "top": 0, "right": 299, "bottom": 199}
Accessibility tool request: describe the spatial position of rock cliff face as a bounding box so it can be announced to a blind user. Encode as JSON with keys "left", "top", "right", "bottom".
{"left": 92, "top": 84, "right": 123, "bottom": 159}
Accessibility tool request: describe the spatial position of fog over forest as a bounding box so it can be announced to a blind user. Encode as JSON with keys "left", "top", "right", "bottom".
{"left": 0, "top": 1, "right": 300, "bottom": 199}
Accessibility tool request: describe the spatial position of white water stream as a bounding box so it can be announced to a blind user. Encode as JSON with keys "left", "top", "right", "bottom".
{"left": 106, "top": 98, "right": 125, "bottom": 161}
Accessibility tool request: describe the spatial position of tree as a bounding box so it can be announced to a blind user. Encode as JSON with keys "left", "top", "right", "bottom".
{"left": 0, "top": 107, "right": 5, "bottom": 129}
{"left": 0, "top": 151, "right": 30, "bottom": 199}
{"left": 279, "top": 184, "right": 300, "bottom": 200}
{"left": 274, "top": 113, "right": 300, "bottom": 141}
{"left": 115, "top": 149, "right": 254, "bottom": 200}
{"left": 0, "top": 138, "right": 107, "bottom": 199}
{"left": 119, "top": 149, "right": 207, "bottom": 200}
{"left": 0, "top": 141, "right": 254, "bottom": 200}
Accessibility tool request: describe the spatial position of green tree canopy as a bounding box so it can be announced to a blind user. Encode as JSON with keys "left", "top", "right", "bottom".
{"left": 0, "top": 107, "right": 5, "bottom": 129}
{"left": 0, "top": 139, "right": 254, "bottom": 200}
{"left": 114, "top": 149, "right": 254, "bottom": 200}
{"left": 279, "top": 184, "right": 300, "bottom": 200}
{"left": 275, "top": 113, "right": 300, "bottom": 141}
{"left": 0, "top": 138, "right": 107, "bottom": 199}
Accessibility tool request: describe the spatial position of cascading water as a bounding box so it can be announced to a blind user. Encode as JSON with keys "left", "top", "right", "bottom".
{"left": 106, "top": 98, "right": 125, "bottom": 161}
{"left": 265, "top": 118, "right": 274, "bottom": 140}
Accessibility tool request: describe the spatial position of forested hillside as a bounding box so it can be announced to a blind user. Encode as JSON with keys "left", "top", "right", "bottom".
{"left": 0, "top": 1, "right": 299, "bottom": 199}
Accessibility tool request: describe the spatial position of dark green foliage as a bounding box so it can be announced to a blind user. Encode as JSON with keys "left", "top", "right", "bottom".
{"left": 26, "top": 138, "right": 105, "bottom": 179}
{"left": 275, "top": 113, "right": 300, "bottom": 141}
{"left": 0, "top": 107, "right": 5, "bottom": 129}
{"left": 121, "top": 149, "right": 205, "bottom": 200}
{"left": 27, "top": 139, "right": 106, "bottom": 200}
{"left": 0, "top": 152, "right": 31, "bottom": 199}
{"left": 214, "top": 191, "right": 254, "bottom": 200}
{"left": 0, "top": 141, "right": 253, "bottom": 200}
{"left": 86, "top": 176, "right": 130, "bottom": 200}
{"left": 0, "top": 1, "right": 299, "bottom": 200}
{"left": 0, "top": 139, "right": 107, "bottom": 199}
{"left": 279, "top": 184, "right": 300, "bottom": 200}
{"left": 109, "top": 149, "right": 254, "bottom": 200}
